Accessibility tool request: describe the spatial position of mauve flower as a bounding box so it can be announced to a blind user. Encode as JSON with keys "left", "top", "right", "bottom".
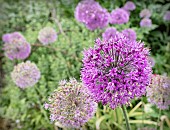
{"left": 110, "top": 8, "right": 129, "bottom": 24}
{"left": 140, "top": 18, "right": 152, "bottom": 27}
{"left": 121, "top": 28, "right": 137, "bottom": 41}
{"left": 81, "top": 33, "right": 152, "bottom": 109}
{"left": 11, "top": 61, "right": 41, "bottom": 88}
{"left": 2, "top": 32, "right": 25, "bottom": 43}
{"left": 38, "top": 27, "right": 57, "bottom": 45}
{"left": 140, "top": 9, "right": 151, "bottom": 18}
{"left": 3, "top": 32, "right": 31, "bottom": 60}
{"left": 123, "top": 1, "right": 136, "bottom": 11}
{"left": 138, "top": 128, "right": 156, "bottom": 130}
{"left": 146, "top": 75, "right": 170, "bottom": 110}
{"left": 163, "top": 11, "right": 170, "bottom": 21}
{"left": 45, "top": 78, "right": 97, "bottom": 128}
{"left": 75, "top": 0, "right": 109, "bottom": 30}
{"left": 148, "top": 56, "right": 155, "bottom": 67}
{"left": 102, "top": 27, "right": 118, "bottom": 40}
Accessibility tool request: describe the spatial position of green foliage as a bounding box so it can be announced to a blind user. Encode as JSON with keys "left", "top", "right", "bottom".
{"left": 0, "top": 0, "right": 170, "bottom": 130}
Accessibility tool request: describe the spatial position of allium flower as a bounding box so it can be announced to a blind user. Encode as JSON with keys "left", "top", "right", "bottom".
{"left": 148, "top": 56, "right": 155, "bottom": 67}
{"left": 81, "top": 33, "right": 152, "bottom": 109}
{"left": 146, "top": 75, "right": 170, "bottom": 110}
{"left": 102, "top": 27, "right": 118, "bottom": 40}
{"left": 75, "top": 0, "right": 109, "bottom": 30}
{"left": 123, "top": 1, "right": 136, "bottom": 11}
{"left": 121, "top": 28, "right": 137, "bottom": 41}
{"left": 140, "top": 9, "right": 151, "bottom": 18}
{"left": 2, "top": 32, "right": 25, "bottom": 43}
{"left": 45, "top": 78, "right": 97, "bottom": 128}
{"left": 140, "top": 18, "right": 152, "bottom": 27}
{"left": 38, "top": 27, "right": 57, "bottom": 45}
{"left": 110, "top": 8, "right": 129, "bottom": 24}
{"left": 163, "top": 11, "right": 170, "bottom": 21}
{"left": 11, "top": 61, "right": 41, "bottom": 88}
{"left": 3, "top": 33, "right": 31, "bottom": 60}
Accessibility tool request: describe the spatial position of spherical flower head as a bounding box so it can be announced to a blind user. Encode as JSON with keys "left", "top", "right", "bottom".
{"left": 102, "top": 27, "right": 118, "bottom": 41}
{"left": 146, "top": 75, "right": 170, "bottom": 110}
{"left": 148, "top": 56, "right": 155, "bottom": 67}
{"left": 163, "top": 11, "right": 170, "bottom": 21}
{"left": 38, "top": 27, "right": 57, "bottom": 45}
{"left": 123, "top": 1, "right": 136, "bottom": 11}
{"left": 2, "top": 32, "right": 26, "bottom": 43}
{"left": 121, "top": 28, "right": 137, "bottom": 41}
{"left": 140, "top": 9, "right": 151, "bottom": 18}
{"left": 3, "top": 35, "right": 31, "bottom": 60}
{"left": 140, "top": 18, "right": 152, "bottom": 27}
{"left": 110, "top": 8, "right": 129, "bottom": 24}
{"left": 81, "top": 33, "right": 152, "bottom": 109}
{"left": 75, "top": 0, "right": 109, "bottom": 30}
{"left": 45, "top": 78, "right": 97, "bottom": 128}
{"left": 11, "top": 61, "right": 41, "bottom": 88}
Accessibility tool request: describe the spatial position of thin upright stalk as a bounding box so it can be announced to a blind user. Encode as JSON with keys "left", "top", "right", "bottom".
{"left": 156, "top": 109, "right": 161, "bottom": 130}
{"left": 122, "top": 105, "right": 131, "bottom": 130}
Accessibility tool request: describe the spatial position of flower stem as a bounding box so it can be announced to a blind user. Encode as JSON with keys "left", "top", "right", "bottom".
{"left": 122, "top": 105, "right": 131, "bottom": 130}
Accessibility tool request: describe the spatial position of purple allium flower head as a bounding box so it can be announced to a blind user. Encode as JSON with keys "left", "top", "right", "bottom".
{"left": 45, "top": 78, "right": 97, "bottom": 128}
{"left": 110, "top": 8, "right": 129, "bottom": 24}
{"left": 2, "top": 32, "right": 26, "bottom": 43}
{"left": 140, "top": 9, "right": 151, "bottom": 18}
{"left": 123, "top": 1, "right": 136, "bottom": 11}
{"left": 146, "top": 75, "right": 170, "bottom": 110}
{"left": 81, "top": 33, "right": 152, "bottom": 109}
{"left": 140, "top": 18, "right": 152, "bottom": 27}
{"left": 121, "top": 28, "right": 137, "bottom": 41}
{"left": 3, "top": 33, "right": 31, "bottom": 60}
{"left": 38, "top": 27, "right": 57, "bottom": 45}
{"left": 102, "top": 27, "right": 118, "bottom": 40}
{"left": 163, "top": 11, "right": 170, "bottom": 21}
{"left": 11, "top": 61, "right": 41, "bottom": 88}
{"left": 148, "top": 56, "right": 155, "bottom": 67}
{"left": 75, "top": 0, "right": 109, "bottom": 30}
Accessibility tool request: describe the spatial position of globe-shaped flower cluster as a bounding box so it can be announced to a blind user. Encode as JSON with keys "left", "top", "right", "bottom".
{"left": 163, "top": 11, "right": 170, "bottom": 21}
{"left": 146, "top": 74, "right": 170, "bottom": 110}
{"left": 81, "top": 33, "right": 152, "bottom": 109}
{"left": 2, "top": 32, "right": 31, "bottom": 60}
{"left": 45, "top": 78, "right": 97, "bottom": 128}
{"left": 123, "top": 1, "right": 136, "bottom": 11}
{"left": 102, "top": 27, "right": 118, "bottom": 40}
{"left": 140, "top": 9, "right": 151, "bottom": 18}
{"left": 75, "top": 0, "right": 109, "bottom": 30}
{"left": 38, "top": 27, "right": 57, "bottom": 45}
{"left": 121, "top": 28, "right": 137, "bottom": 41}
{"left": 140, "top": 18, "right": 152, "bottom": 27}
{"left": 11, "top": 61, "right": 41, "bottom": 88}
{"left": 110, "top": 8, "right": 129, "bottom": 24}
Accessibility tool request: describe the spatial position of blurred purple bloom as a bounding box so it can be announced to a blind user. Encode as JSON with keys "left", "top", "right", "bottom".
{"left": 2, "top": 32, "right": 31, "bottom": 60}
{"left": 2, "top": 32, "right": 26, "bottom": 43}
{"left": 38, "top": 27, "right": 57, "bottom": 45}
{"left": 148, "top": 56, "right": 155, "bottom": 67}
{"left": 102, "top": 27, "right": 118, "bottom": 40}
{"left": 110, "top": 8, "right": 129, "bottom": 24}
{"left": 121, "top": 28, "right": 137, "bottom": 41}
{"left": 11, "top": 61, "right": 41, "bottom": 88}
{"left": 123, "top": 1, "right": 136, "bottom": 11}
{"left": 81, "top": 33, "right": 152, "bottom": 109}
{"left": 163, "top": 11, "right": 170, "bottom": 21}
{"left": 140, "top": 9, "right": 151, "bottom": 18}
{"left": 75, "top": 0, "right": 109, "bottom": 30}
{"left": 140, "top": 18, "right": 152, "bottom": 27}
{"left": 146, "top": 75, "right": 170, "bottom": 110}
{"left": 45, "top": 78, "right": 97, "bottom": 128}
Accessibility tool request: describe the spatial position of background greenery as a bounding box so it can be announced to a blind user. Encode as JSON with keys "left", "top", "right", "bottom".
{"left": 0, "top": 0, "right": 170, "bottom": 130}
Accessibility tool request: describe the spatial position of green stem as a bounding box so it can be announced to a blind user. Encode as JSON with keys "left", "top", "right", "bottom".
{"left": 122, "top": 105, "right": 131, "bottom": 130}
{"left": 156, "top": 109, "right": 161, "bottom": 130}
